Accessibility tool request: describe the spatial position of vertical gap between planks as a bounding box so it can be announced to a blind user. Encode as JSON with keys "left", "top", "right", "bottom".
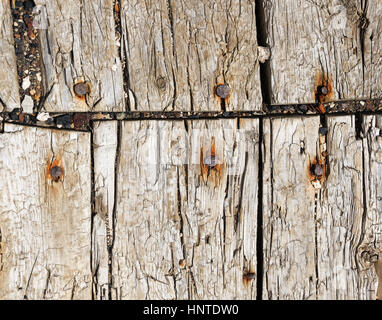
{"left": 255, "top": 0, "right": 270, "bottom": 300}
{"left": 113, "top": 0, "right": 131, "bottom": 111}
{"left": 108, "top": 120, "right": 122, "bottom": 300}
{"left": 255, "top": 0, "right": 272, "bottom": 105}
{"left": 256, "top": 118, "right": 264, "bottom": 300}
{"left": 89, "top": 121, "right": 96, "bottom": 300}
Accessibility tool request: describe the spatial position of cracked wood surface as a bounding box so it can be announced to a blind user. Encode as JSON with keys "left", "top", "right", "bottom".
{"left": 263, "top": 115, "right": 379, "bottom": 299}
{"left": 0, "top": 124, "right": 92, "bottom": 299}
{"left": 93, "top": 119, "right": 259, "bottom": 299}
{"left": 35, "top": 0, "right": 125, "bottom": 112}
{"left": 264, "top": 0, "right": 382, "bottom": 104}
{"left": 361, "top": 115, "right": 382, "bottom": 300}
{"left": 120, "top": 0, "right": 262, "bottom": 111}
{"left": 0, "top": 0, "right": 20, "bottom": 111}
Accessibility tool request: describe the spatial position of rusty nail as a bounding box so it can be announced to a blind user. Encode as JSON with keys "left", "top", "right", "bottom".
{"left": 74, "top": 83, "right": 89, "bottom": 96}
{"left": 216, "top": 84, "right": 231, "bottom": 99}
{"left": 311, "top": 164, "right": 324, "bottom": 177}
{"left": 243, "top": 272, "right": 256, "bottom": 280}
{"left": 203, "top": 155, "right": 218, "bottom": 168}
{"left": 50, "top": 166, "right": 63, "bottom": 181}
{"left": 320, "top": 86, "right": 328, "bottom": 96}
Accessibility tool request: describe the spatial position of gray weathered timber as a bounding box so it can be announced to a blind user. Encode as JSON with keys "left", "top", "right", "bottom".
{"left": 120, "top": 0, "right": 262, "bottom": 111}
{"left": 264, "top": 0, "right": 382, "bottom": 104}
{"left": 93, "top": 119, "right": 259, "bottom": 299}
{"left": 0, "top": 124, "right": 92, "bottom": 299}
{"left": 263, "top": 115, "right": 379, "bottom": 299}
{"left": 316, "top": 116, "right": 366, "bottom": 299}
{"left": 0, "top": 0, "right": 20, "bottom": 111}
{"left": 35, "top": 0, "right": 125, "bottom": 112}
{"left": 92, "top": 121, "right": 118, "bottom": 300}
{"left": 263, "top": 116, "right": 319, "bottom": 299}
{"left": 360, "top": 115, "right": 382, "bottom": 300}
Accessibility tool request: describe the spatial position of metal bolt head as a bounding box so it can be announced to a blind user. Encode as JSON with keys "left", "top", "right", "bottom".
{"left": 203, "top": 155, "right": 218, "bottom": 168}
{"left": 50, "top": 166, "right": 63, "bottom": 181}
{"left": 311, "top": 164, "right": 324, "bottom": 177}
{"left": 216, "top": 84, "right": 231, "bottom": 99}
{"left": 320, "top": 86, "right": 328, "bottom": 96}
{"left": 74, "top": 83, "right": 89, "bottom": 96}
{"left": 243, "top": 272, "right": 256, "bottom": 280}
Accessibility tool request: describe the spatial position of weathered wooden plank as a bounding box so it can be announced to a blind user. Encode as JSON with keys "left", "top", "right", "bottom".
{"left": 264, "top": 0, "right": 382, "bottom": 104}
{"left": 93, "top": 119, "right": 259, "bottom": 299}
{"left": 92, "top": 121, "right": 118, "bottom": 300}
{"left": 0, "top": 124, "right": 92, "bottom": 299}
{"left": 263, "top": 116, "right": 319, "bottom": 299}
{"left": 0, "top": 0, "right": 20, "bottom": 111}
{"left": 316, "top": 116, "right": 366, "bottom": 299}
{"left": 120, "top": 0, "right": 263, "bottom": 111}
{"left": 263, "top": 115, "right": 379, "bottom": 299}
{"left": 35, "top": 0, "right": 125, "bottom": 112}
{"left": 360, "top": 115, "right": 382, "bottom": 300}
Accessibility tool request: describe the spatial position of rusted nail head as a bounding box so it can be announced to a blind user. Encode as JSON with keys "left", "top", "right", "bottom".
{"left": 203, "top": 155, "right": 218, "bottom": 168}
{"left": 312, "top": 164, "right": 324, "bottom": 177}
{"left": 74, "top": 83, "right": 89, "bottom": 96}
{"left": 216, "top": 84, "right": 231, "bottom": 99}
{"left": 320, "top": 86, "right": 328, "bottom": 96}
{"left": 50, "top": 166, "right": 62, "bottom": 181}
{"left": 243, "top": 272, "right": 256, "bottom": 280}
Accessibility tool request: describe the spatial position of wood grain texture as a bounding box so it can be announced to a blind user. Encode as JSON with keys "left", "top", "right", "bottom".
{"left": 264, "top": 0, "right": 382, "bottom": 104}
{"left": 35, "top": 0, "right": 124, "bottom": 112}
{"left": 92, "top": 119, "right": 259, "bottom": 299}
{"left": 263, "top": 116, "right": 319, "bottom": 299}
{"left": 263, "top": 115, "right": 379, "bottom": 299}
{"left": 92, "top": 121, "right": 118, "bottom": 300}
{"left": 0, "top": 124, "right": 92, "bottom": 299}
{"left": 360, "top": 115, "right": 382, "bottom": 300}
{"left": 316, "top": 116, "right": 367, "bottom": 299}
{"left": 0, "top": 0, "right": 20, "bottom": 111}
{"left": 120, "top": 0, "right": 262, "bottom": 111}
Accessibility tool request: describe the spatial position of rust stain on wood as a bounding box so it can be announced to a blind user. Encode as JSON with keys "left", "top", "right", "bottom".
{"left": 242, "top": 268, "right": 256, "bottom": 287}
{"left": 200, "top": 137, "right": 224, "bottom": 186}
{"left": 307, "top": 158, "right": 326, "bottom": 188}
{"left": 314, "top": 71, "right": 334, "bottom": 106}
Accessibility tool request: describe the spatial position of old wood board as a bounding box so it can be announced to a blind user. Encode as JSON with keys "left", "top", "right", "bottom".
{"left": 35, "top": 0, "right": 125, "bottom": 112}
{"left": 264, "top": 0, "right": 382, "bottom": 104}
{"left": 93, "top": 119, "right": 259, "bottom": 299}
{"left": 263, "top": 115, "right": 380, "bottom": 299}
{"left": 0, "top": 124, "right": 92, "bottom": 299}
{"left": 119, "top": 0, "right": 263, "bottom": 111}
{"left": 0, "top": 0, "right": 20, "bottom": 111}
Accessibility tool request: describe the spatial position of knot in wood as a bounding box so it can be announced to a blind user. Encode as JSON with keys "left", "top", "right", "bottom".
{"left": 155, "top": 76, "right": 167, "bottom": 90}
{"left": 203, "top": 155, "right": 218, "bottom": 168}
{"left": 50, "top": 166, "right": 63, "bottom": 182}
{"left": 74, "top": 82, "right": 90, "bottom": 97}
{"left": 361, "top": 250, "right": 379, "bottom": 264}
{"left": 216, "top": 84, "right": 231, "bottom": 99}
